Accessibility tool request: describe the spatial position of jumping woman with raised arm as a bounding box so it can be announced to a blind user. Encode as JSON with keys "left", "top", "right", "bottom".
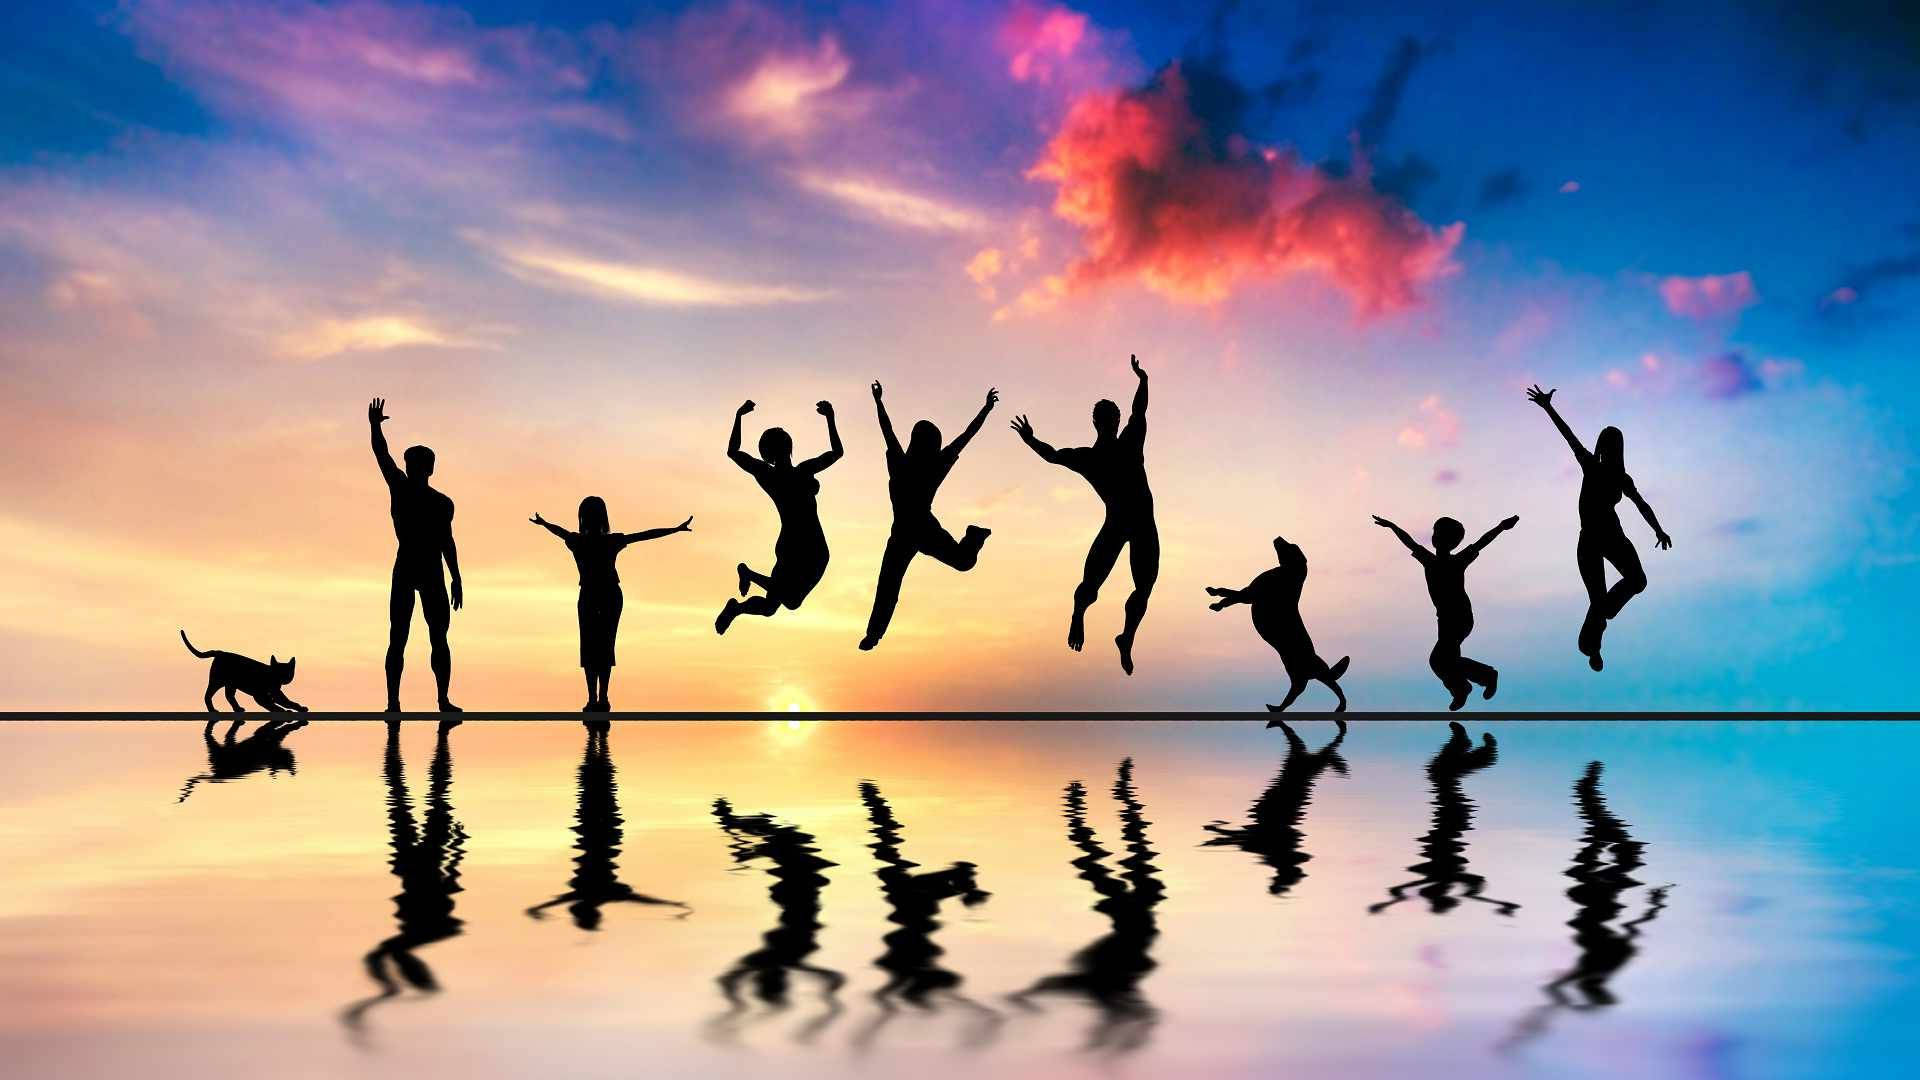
{"left": 1525, "top": 385, "right": 1671, "bottom": 671}
{"left": 860, "top": 381, "right": 997, "bottom": 651}
{"left": 717, "top": 398, "right": 843, "bottom": 635}
{"left": 531, "top": 499, "right": 692, "bottom": 712}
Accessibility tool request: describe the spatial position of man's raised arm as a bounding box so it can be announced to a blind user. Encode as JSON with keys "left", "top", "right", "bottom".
{"left": 944, "top": 387, "right": 998, "bottom": 462}
{"left": 368, "top": 398, "right": 402, "bottom": 485}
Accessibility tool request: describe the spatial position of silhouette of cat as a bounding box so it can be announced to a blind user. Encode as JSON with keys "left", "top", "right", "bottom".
{"left": 180, "top": 629, "right": 306, "bottom": 714}
{"left": 1207, "top": 535, "right": 1350, "bottom": 712}
{"left": 176, "top": 717, "right": 308, "bottom": 802}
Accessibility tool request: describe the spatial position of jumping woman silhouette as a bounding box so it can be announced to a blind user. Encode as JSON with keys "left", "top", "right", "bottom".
{"left": 1375, "top": 513, "right": 1518, "bottom": 711}
{"left": 860, "top": 381, "right": 997, "bottom": 651}
{"left": 531, "top": 499, "right": 692, "bottom": 712}
{"left": 1526, "top": 386, "right": 1672, "bottom": 671}
{"left": 717, "top": 398, "right": 843, "bottom": 635}
{"left": 1012, "top": 355, "right": 1158, "bottom": 675}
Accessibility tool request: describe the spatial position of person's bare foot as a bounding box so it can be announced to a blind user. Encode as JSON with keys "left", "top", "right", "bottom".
{"left": 1067, "top": 616, "right": 1085, "bottom": 652}
{"left": 736, "top": 563, "right": 753, "bottom": 597}
{"left": 1483, "top": 669, "right": 1499, "bottom": 700}
{"left": 438, "top": 700, "right": 463, "bottom": 714}
{"left": 858, "top": 635, "right": 878, "bottom": 651}
{"left": 1589, "top": 652, "right": 1604, "bottom": 672}
{"left": 716, "top": 599, "right": 740, "bottom": 635}
{"left": 1115, "top": 633, "right": 1135, "bottom": 676}
{"left": 385, "top": 701, "right": 402, "bottom": 714}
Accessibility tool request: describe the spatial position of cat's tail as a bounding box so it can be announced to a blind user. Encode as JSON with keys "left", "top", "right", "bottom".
{"left": 180, "top": 629, "right": 215, "bottom": 659}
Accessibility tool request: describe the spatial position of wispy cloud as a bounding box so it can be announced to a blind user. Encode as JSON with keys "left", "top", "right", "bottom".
{"left": 793, "top": 172, "right": 985, "bottom": 232}
{"left": 1658, "top": 270, "right": 1758, "bottom": 320}
{"left": 485, "top": 242, "right": 830, "bottom": 307}
{"left": 276, "top": 314, "right": 492, "bottom": 360}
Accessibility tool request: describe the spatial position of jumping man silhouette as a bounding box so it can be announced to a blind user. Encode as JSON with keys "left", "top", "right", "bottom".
{"left": 1375, "top": 512, "right": 1518, "bottom": 711}
{"left": 717, "top": 398, "right": 843, "bottom": 635}
{"left": 1012, "top": 355, "right": 1158, "bottom": 675}
{"left": 860, "top": 381, "right": 997, "bottom": 650}
{"left": 368, "top": 398, "right": 462, "bottom": 713}
{"left": 1526, "top": 385, "right": 1671, "bottom": 671}
{"left": 1207, "top": 534, "right": 1351, "bottom": 712}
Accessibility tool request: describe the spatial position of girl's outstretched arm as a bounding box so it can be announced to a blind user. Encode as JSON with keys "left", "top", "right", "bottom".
{"left": 621, "top": 516, "right": 694, "bottom": 544}
{"left": 800, "top": 400, "right": 843, "bottom": 473}
{"left": 871, "top": 382, "right": 902, "bottom": 457}
{"left": 1526, "top": 385, "right": 1592, "bottom": 466}
{"left": 728, "top": 400, "right": 764, "bottom": 474}
{"left": 529, "top": 512, "right": 570, "bottom": 540}
{"left": 1373, "top": 516, "right": 1429, "bottom": 561}
{"left": 1465, "top": 516, "right": 1521, "bottom": 557}
{"left": 1625, "top": 478, "right": 1672, "bottom": 549}
{"left": 944, "top": 387, "right": 998, "bottom": 462}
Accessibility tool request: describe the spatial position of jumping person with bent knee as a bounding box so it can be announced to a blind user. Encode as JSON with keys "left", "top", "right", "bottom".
{"left": 717, "top": 398, "right": 843, "bottom": 635}
{"left": 368, "top": 398, "right": 462, "bottom": 713}
{"left": 1011, "top": 354, "right": 1159, "bottom": 675}
{"left": 1375, "top": 513, "right": 1518, "bottom": 711}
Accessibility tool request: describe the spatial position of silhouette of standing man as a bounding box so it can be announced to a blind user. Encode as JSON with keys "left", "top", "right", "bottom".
{"left": 1012, "top": 355, "right": 1158, "bottom": 675}
{"left": 369, "top": 398, "right": 462, "bottom": 713}
{"left": 860, "top": 381, "right": 997, "bottom": 651}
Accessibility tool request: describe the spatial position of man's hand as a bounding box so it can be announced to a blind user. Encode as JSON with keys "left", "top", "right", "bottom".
{"left": 1526, "top": 384, "right": 1555, "bottom": 408}
{"left": 369, "top": 398, "right": 389, "bottom": 425}
{"left": 871, "top": 381, "right": 884, "bottom": 401}
{"left": 1010, "top": 414, "right": 1034, "bottom": 440}
{"left": 816, "top": 400, "right": 834, "bottom": 418}
{"left": 1501, "top": 515, "right": 1520, "bottom": 531}
{"left": 450, "top": 578, "right": 464, "bottom": 612}
{"left": 1655, "top": 530, "right": 1673, "bottom": 550}
{"left": 1130, "top": 354, "right": 1145, "bottom": 378}
{"left": 983, "top": 387, "right": 999, "bottom": 410}
{"left": 677, "top": 515, "right": 694, "bottom": 532}
{"left": 736, "top": 400, "right": 756, "bottom": 416}
{"left": 1372, "top": 515, "right": 1395, "bottom": 530}
{"left": 530, "top": 512, "right": 546, "bottom": 525}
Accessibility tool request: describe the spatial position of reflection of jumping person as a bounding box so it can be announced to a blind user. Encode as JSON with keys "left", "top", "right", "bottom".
{"left": 1011, "top": 355, "right": 1158, "bottom": 675}
{"left": 532, "top": 499, "right": 692, "bottom": 712}
{"left": 717, "top": 399, "right": 843, "bottom": 635}
{"left": 1375, "top": 513, "right": 1518, "bottom": 711}
{"left": 860, "top": 382, "right": 997, "bottom": 650}
{"left": 1207, "top": 535, "right": 1350, "bottom": 712}
{"left": 368, "top": 398, "right": 462, "bottom": 713}
{"left": 1526, "top": 386, "right": 1672, "bottom": 671}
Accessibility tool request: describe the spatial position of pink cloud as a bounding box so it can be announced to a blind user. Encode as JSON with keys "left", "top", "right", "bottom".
{"left": 1658, "top": 270, "right": 1758, "bottom": 320}
{"left": 1021, "top": 62, "right": 1462, "bottom": 315}
{"left": 1000, "top": 2, "right": 1094, "bottom": 84}
{"left": 1397, "top": 394, "right": 1460, "bottom": 450}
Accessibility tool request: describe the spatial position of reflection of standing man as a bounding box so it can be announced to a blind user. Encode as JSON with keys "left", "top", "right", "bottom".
{"left": 369, "top": 398, "right": 462, "bottom": 713}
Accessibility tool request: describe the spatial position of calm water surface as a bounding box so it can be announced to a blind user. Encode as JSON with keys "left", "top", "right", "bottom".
{"left": 1, "top": 719, "right": 1914, "bottom": 1078}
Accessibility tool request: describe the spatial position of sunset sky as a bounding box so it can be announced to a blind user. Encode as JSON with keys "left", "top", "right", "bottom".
{"left": 3, "top": 1, "right": 1917, "bottom": 711}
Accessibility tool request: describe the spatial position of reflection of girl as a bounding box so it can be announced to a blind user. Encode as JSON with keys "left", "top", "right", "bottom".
{"left": 532, "top": 498, "right": 691, "bottom": 712}
{"left": 1526, "top": 386, "right": 1672, "bottom": 671}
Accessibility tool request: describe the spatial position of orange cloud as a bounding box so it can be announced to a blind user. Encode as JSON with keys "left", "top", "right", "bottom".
{"left": 1023, "top": 62, "right": 1462, "bottom": 315}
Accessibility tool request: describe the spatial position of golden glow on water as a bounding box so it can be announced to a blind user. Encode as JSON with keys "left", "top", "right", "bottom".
{"left": 0, "top": 719, "right": 1910, "bottom": 1079}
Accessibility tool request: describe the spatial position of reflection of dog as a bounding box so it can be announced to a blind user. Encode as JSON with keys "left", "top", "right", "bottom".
{"left": 180, "top": 629, "right": 308, "bottom": 713}
{"left": 177, "top": 718, "right": 309, "bottom": 802}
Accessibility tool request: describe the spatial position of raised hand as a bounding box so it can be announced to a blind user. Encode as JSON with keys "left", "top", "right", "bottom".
{"left": 1372, "top": 515, "right": 1395, "bottom": 529}
{"left": 816, "top": 400, "right": 834, "bottom": 418}
{"left": 368, "top": 397, "right": 389, "bottom": 425}
{"left": 530, "top": 512, "right": 546, "bottom": 525}
{"left": 1655, "top": 529, "right": 1673, "bottom": 550}
{"left": 1526, "top": 384, "right": 1555, "bottom": 408}
{"left": 1010, "top": 414, "right": 1034, "bottom": 440}
{"left": 871, "top": 380, "right": 884, "bottom": 401}
{"left": 983, "top": 387, "right": 999, "bottom": 410}
{"left": 736, "top": 399, "right": 756, "bottom": 416}
{"left": 1130, "top": 354, "right": 1145, "bottom": 378}
{"left": 1501, "top": 515, "right": 1520, "bottom": 530}
{"left": 677, "top": 515, "right": 694, "bottom": 532}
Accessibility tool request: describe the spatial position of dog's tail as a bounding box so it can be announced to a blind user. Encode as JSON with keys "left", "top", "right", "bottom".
{"left": 180, "top": 629, "right": 215, "bottom": 659}
{"left": 1327, "top": 655, "right": 1351, "bottom": 682}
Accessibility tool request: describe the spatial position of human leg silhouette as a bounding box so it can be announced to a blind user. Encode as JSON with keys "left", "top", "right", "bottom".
{"left": 738, "top": 563, "right": 773, "bottom": 596}
{"left": 1577, "top": 529, "right": 1646, "bottom": 670}
{"left": 860, "top": 532, "right": 918, "bottom": 651}
{"left": 1071, "top": 519, "right": 1125, "bottom": 653}
{"left": 386, "top": 569, "right": 415, "bottom": 711}
{"left": 1430, "top": 637, "right": 1472, "bottom": 711}
{"left": 919, "top": 518, "right": 987, "bottom": 572}
{"left": 418, "top": 577, "right": 458, "bottom": 712}
{"left": 1115, "top": 522, "right": 1159, "bottom": 675}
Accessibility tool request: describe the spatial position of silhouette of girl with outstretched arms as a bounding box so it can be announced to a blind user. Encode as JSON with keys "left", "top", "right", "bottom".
{"left": 1526, "top": 386, "right": 1672, "bottom": 671}
{"left": 860, "top": 381, "right": 997, "bottom": 650}
{"left": 1011, "top": 354, "right": 1158, "bottom": 675}
{"left": 1376, "top": 513, "right": 1518, "bottom": 711}
{"left": 717, "top": 398, "right": 843, "bottom": 635}
{"left": 531, "top": 499, "right": 692, "bottom": 712}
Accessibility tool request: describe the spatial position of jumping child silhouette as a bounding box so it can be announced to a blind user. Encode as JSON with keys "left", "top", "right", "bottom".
{"left": 1526, "top": 385, "right": 1671, "bottom": 671}
{"left": 717, "top": 399, "right": 843, "bottom": 635}
{"left": 531, "top": 498, "right": 692, "bottom": 712}
{"left": 1011, "top": 355, "right": 1158, "bottom": 675}
{"left": 1207, "top": 534, "right": 1351, "bottom": 712}
{"left": 1375, "top": 513, "right": 1518, "bottom": 711}
{"left": 860, "top": 381, "right": 997, "bottom": 650}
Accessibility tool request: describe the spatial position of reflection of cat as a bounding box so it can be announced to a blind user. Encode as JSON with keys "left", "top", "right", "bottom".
{"left": 180, "top": 629, "right": 308, "bottom": 713}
